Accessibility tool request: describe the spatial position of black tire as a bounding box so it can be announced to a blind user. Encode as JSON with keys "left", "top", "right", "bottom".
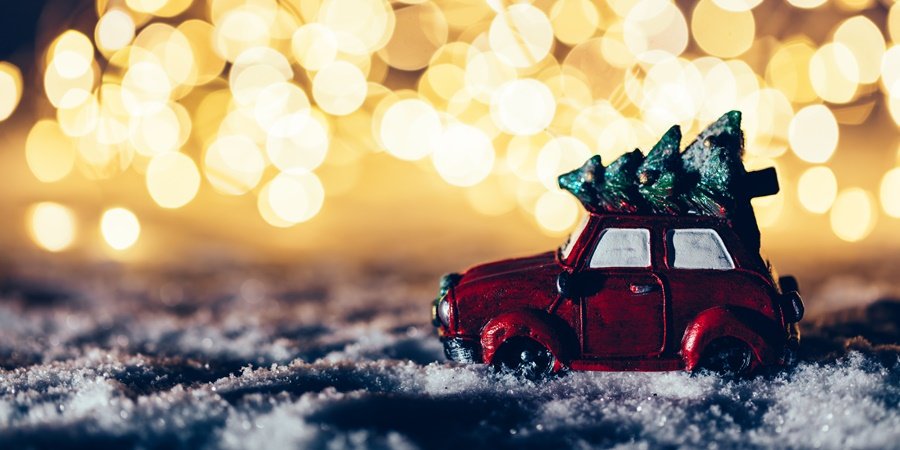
{"left": 696, "top": 337, "right": 754, "bottom": 377}
{"left": 492, "top": 337, "right": 555, "bottom": 381}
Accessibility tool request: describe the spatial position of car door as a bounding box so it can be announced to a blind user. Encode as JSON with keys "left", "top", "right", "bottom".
{"left": 662, "top": 227, "right": 739, "bottom": 338}
{"left": 580, "top": 227, "right": 666, "bottom": 358}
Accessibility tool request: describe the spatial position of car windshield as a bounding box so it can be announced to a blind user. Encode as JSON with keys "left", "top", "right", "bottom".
{"left": 559, "top": 215, "right": 589, "bottom": 260}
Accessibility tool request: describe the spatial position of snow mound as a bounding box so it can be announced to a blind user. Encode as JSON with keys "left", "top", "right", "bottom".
{"left": 0, "top": 260, "right": 897, "bottom": 449}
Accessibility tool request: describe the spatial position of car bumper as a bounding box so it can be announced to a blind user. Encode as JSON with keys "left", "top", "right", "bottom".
{"left": 441, "top": 337, "right": 481, "bottom": 364}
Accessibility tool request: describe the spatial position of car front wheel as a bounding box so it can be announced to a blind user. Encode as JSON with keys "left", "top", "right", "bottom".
{"left": 492, "top": 337, "right": 555, "bottom": 381}
{"left": 695, "top": 337, "right": 754, "bottom": 377}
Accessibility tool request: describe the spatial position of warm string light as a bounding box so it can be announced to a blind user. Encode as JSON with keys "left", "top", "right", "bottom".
{"left": 21, "top": 0, "right": 900, "bottom": 253}
{"left": 101, "top": 207, "right": 141, "bottom": 250}
{"left": 28, "top": 203, "right": 77, "bottom": 252}
{"left": 0, "top": 62, "right": 23, "bottom": 122}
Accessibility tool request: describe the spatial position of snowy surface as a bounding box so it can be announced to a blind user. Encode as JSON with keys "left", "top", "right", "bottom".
{"left": 0, "top": 258, "right": 898, "bottom": 449}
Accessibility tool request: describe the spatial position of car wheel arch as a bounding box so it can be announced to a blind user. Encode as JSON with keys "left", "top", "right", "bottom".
{"left": 681, "top": 306, "right": 782, "bottom": 371}
{"left": 480, "top": 309, "right": 576, "bottom": 371}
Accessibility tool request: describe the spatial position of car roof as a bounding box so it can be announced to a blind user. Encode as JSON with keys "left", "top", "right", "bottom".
{"left": 587, "top": 212, "right": 733, "bottom": 228}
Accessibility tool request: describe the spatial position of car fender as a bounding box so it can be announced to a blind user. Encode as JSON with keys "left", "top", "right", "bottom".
{"left": 681, "top": 306, "right": 784, "bottom": 370}
{"left": 480, "top": 309, "right": 575, "bottom": 370}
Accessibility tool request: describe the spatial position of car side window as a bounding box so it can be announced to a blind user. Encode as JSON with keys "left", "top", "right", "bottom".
{"left": 668, "top": 228, "right": 735, "bottom": 270}
{"left": 589, "top": 228, "right": 651, "bottom": 268}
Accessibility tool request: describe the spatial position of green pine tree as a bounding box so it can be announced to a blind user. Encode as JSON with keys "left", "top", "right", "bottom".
{"left": 597, "top": 150, "right": 644, "bottom": 213}
{"left": 637, "top": 125, "right": 683, "bottom": 214}
{"left": 681, "top": 145, "right": 741, "bottom": 217}
{"left": 679, "top": 112, "right": 746, "bottom": 217}
{"left": 559, "top": 111, "right": 760, "bottom": 223}
{"left": 682, "top": 110, "right": 743, "bottom": 174}
{"left": 558, "top": 155, "right": 605, "bottom": 210}
{"left": 558, "top": 151, "right": 646, "bottom": 214}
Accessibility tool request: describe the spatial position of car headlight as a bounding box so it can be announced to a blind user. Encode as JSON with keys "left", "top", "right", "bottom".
{"left": 437, "top": 299, "right": 451, "bottom": 326}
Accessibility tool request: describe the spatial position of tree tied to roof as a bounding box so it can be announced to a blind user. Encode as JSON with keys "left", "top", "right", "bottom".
{"left": 558, "top": 111, "right": 779, "bottom": 251}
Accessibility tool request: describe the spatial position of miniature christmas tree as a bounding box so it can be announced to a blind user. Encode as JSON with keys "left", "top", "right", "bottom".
{"left": 637, "top": 125, "right": 683, "bottom": 215}
{"left": 681, "top": 110, "right": 744, "bottom": 174}
{"left": 679, "top": 111, "right": 746, "bottom": 217}
{"left": 558, "top": 155, "right": 605, "bottom": 210}
{"left": 596, "top": 150, "right": 644, "bottom": 213}
{"left": 557, "top": 110, "right": 779, "bottom": 253}
{"left": 558, "top": 150, "right": 645, "bottom": 214}
{"left": 681, "top": 143, "right": 742, "bottom": 217}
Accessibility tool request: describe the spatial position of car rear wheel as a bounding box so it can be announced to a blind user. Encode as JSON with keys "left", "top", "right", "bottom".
{"left": 696, "top": 337, "right": 753, "bottom": 377}
{"left": 492, "top": 337, "right": 555, "bottom": 381}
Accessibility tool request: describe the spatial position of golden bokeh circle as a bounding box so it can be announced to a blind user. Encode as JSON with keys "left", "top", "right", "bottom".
{"left": 691, "top": 0, "right": 755, "bottom": 59}
{"left": 378, "top": 2, "right": 449, "bottom": 71}
{"left": 830, "top": 188, "right": 877, "bottom": 242}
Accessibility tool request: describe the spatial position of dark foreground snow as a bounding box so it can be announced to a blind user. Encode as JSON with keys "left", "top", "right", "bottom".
{"left": 0, "top": 260, "right": 898, "bottom": 449}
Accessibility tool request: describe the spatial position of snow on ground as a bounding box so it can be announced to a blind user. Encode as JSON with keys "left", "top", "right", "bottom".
{"left": 0, "top": 258, "right": 898, "bottom": 449}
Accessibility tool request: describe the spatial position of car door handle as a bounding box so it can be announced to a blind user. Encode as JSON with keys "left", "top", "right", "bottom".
{"left": 629, "top": 283, "right": 658, "bottom": 295}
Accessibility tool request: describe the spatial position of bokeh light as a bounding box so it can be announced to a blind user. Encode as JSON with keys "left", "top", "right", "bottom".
{"left": 312, "top": 61, "right": 367, "bottom": 116}
{"left": 463, "top": 51, "right": 517, "bottom": 103}
{"left": 101, "top": 207, "right": 141, "bottom": 250}
{"left": 809, "top": 43, "right": 859, "bottom": 103}
{"left": 378, "top": 2, "right": 448, "bottom": 71}
{"left": 535, "top": 190, "right": 580, "bottom": 234}
{"left": 178, "top": 19, "right": 225, "bottom": 86}
{"left": 489, "top": 4, "right": 554, "bottom": 68}
{"left": 550, "top": 0, "right": 599, "bottom": 46}
{"left": 787, "top": 0, "right": 827, "bottom": 9}
{"left": 881, "top": 168, "right": 900, "bottom": 218}
{"left": 95, "top": 9, "right": 135, "bottom": 52}
{"left": 126, "top": 0, "right": 168, "bottom": 14}
{"left": 204, "top": 135, "right": 266, "bottom": 196}
{"left": 129, "top": 104, "right": 181, "bottom": 156}
{"left": 213, "top": 5, "right": 275, "bottom": 61}
{"left": 691, "top": 0, "right": 755, "bottom": 58}
{"left": 258, "top": 172, "right": 325, "bottom": 226}
{"left": 766, "top": 38, "right": 817, "bottom": 104}
{"left": 318, "top": 0, "right": 395, "bottom": 56}
{"left": 789, "top": 105, "right": 838, "bottom": 163}
{"left": 292, "top": 24, "right": 338, "bottom": 71}
{"left": 27, "top": 202, "right": 77, "bottom": 252}
{"left": 253, "top": 81, "right": 311, "bottom": 136}
{"left": 797, "top": 166, "right": 838, "bottom": 214}
{"left": 43, "top": 55, "right": 94, "bottom": 109}
{"left": 25, "top": 120, "right": 76, "bottom": 183}
{"left": 50, "top": 30, "right": 94, "bottom": 79}
{"left": 432, "top": 123, "right": 495, "bottom": 187}
{"left": 380, "top": 98, "right": 442, "bottom": 161}
{"left": 146, "top": 152, "right": 201, "bottom": 209}
{"left": 267, "top": 115, "right": 330, "bottom": 174}
{"left": 830, "top": 188, "right": 876, "bottom": 242}
{"left": 121, "top": 61, "right": 172, "bottom": 115}
{"left": 623, "top": 0, "right": 688, "bottom": 63}
{"left": 491, "top": 79, "right": 556, "bottom": 136}
{"left": 10, "top": 0, "right": 900, "bottom": 255}
{"left": 713, "top": 0, "right": 763, "bottom": 12}
{"left": 0, "top": 62, "right": 23, "bottom": 121}
{"left": 833, "top": 16, "right": 883, "bottom": 84}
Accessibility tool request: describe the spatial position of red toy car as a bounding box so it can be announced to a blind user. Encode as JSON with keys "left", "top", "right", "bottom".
{"left": 431, "top": 112, "right": 803, "bottom": 378}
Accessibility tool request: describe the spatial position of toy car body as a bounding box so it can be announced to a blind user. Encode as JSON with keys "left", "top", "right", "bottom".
{"left": 431, "top": 212, "right": 803, "bottom": 377}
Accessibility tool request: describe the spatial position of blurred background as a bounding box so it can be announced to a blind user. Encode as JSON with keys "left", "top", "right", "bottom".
{"left": 2, "top": 0, "right": 900, "bottom": 299}
{"left": 4, "top": 4, "right": 900, "bottom": 446}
